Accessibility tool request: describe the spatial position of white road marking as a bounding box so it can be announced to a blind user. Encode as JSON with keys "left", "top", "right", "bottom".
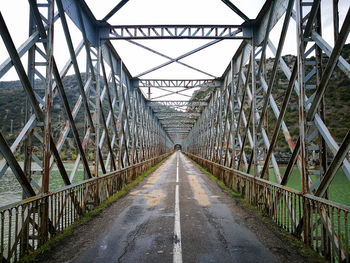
{"left": 173, "top": 153, "right": 183, "bottom": 263}
{"left": 176, "top": 154, "right": 179, "bottom": 182}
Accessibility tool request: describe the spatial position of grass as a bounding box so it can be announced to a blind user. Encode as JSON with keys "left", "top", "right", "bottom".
{"left": 267, "top": 168, "right": 350, "bottom": 206}
{"left": 20, "top": 157, "right": 169, "bottom": 263}
{"left": 265, "top": 167, "right": 350, "bottom": 255}
{"left": 245, "top": 166, "right": 350, "bottom": 207}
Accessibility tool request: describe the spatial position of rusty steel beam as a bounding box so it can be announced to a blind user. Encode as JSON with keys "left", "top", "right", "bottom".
{"left": 35, "top": 0, "right": 93, "bottom": 179}
{"left": 42, "top": 0, "right": 54, "bottom": 193}
{"left": 0, "top": 12, "right": 70, "bottom": 186}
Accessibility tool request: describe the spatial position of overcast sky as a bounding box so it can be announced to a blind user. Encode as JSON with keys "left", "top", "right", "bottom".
{"left": 0, "top": 0, "right": 349, "bottom": 100}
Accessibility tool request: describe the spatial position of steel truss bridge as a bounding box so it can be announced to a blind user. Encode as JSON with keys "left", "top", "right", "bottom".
{"left": 0, "top": 0, "right": 349, "bottom": 262}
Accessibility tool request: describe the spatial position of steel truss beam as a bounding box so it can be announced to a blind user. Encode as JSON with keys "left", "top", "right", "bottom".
{"left": 155, "top": 112, "right": 201, "bottom": 118}
{"left": 162, "top": 125, "right": 194, "bottom": 129}
{"left": 136, "top": 79, "right": 220, "bottom": 88}
{"left": 147, "top": 101, "right": 208, "bottom": 107}
{"left": 165, "top": 129, "right": 191, "bottom": 132}
{"left": 107, "top": 25, "right": 250, "bottom": 40}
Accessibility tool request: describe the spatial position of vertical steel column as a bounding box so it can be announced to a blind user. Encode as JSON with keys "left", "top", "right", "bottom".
{"left": 251, "top": 42, "right": 257, "bottom": 178}
{"left": 100, "top": 53, "right": 118, "bottom": 171}
{"left": 224, "top": 59, "right": 235, "bottom": 167}
{"left": 94, "top": 47, "right": 101, "bottom": 176}
{"left": 42, "top": 0, "right": 54, "bottom": 192}
{"left": 314, "top": 4, "right": 328, "bottom": 198}
{"left": 23, "top": 6, "right": 36, "bottom": 196}
{"left": 296, "top": 0, "right": 308, "bottom": 194}
{"left": 296, "top": 0, "right": 311, "bottom": 247}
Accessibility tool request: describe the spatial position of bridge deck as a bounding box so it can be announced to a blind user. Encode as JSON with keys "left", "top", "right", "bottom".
{"left": 37, "top": 152, "right": 305, "bottom": 262}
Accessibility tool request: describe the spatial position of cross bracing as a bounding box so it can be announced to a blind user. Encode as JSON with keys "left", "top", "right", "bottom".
{"left": 136, "top": 79, "right": 220, "bottom": 89}
{"left": 0, "top": 0, "right": 349, "bottom": 262}
{"left": 107, "top": 24, "right": 250, "bottom": 40}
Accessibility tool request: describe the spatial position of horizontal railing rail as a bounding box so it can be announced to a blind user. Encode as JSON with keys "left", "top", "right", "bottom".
{"left": 184, "top": 152, "right": 350, "bottom": 263}
{"left": 0, "top": 152, "right": 172, "bottom": 262}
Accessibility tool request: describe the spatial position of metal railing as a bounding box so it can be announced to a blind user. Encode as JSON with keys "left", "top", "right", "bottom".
{"left": 185, "top": 152, "right": 350, "bottom": 263}
{"left": 0, "top": 152, "right": 172, "bottom": 262}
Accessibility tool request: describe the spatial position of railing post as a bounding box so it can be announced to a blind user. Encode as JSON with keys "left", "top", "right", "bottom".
{"left": 39, "top": 197, "right": 49, "bottom": 246}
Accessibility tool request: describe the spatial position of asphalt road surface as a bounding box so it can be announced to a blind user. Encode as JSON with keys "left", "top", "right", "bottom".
{"left": 38, "top": 152, "right": 306, "bottom": 263}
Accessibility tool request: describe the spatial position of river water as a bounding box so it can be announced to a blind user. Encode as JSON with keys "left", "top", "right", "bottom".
{"left": 0, "top": 162, "right": 84, "bottom": 208}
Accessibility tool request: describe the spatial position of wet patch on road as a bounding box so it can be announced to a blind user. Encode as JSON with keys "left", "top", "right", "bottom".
{"left": 188, "top": 175, "right": 211, "bottom": 206}
{"left": 130, "top": 184, "right": 166, "bottom": 206}
{"left": 130, "top": 190, "right": 141, "bottom": 195}
{"left": 146, "top": 189, "right": 166, "bottom": 206}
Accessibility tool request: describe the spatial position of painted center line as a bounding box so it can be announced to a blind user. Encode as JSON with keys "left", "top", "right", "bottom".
{"left": 173, "top": 153, "right": 182, "bottom": 263}
{"left": 176, "top": 154, "right": 179, "bottom": 182}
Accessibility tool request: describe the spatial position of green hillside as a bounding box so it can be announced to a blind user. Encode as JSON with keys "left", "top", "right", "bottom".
{"left": 0, "top": 74, "right": 89, "bottom": 136}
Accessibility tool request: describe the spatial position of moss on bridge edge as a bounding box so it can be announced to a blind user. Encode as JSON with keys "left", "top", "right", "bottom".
{"left": 20, "top": 155, "right": 171, "bottom": 263}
